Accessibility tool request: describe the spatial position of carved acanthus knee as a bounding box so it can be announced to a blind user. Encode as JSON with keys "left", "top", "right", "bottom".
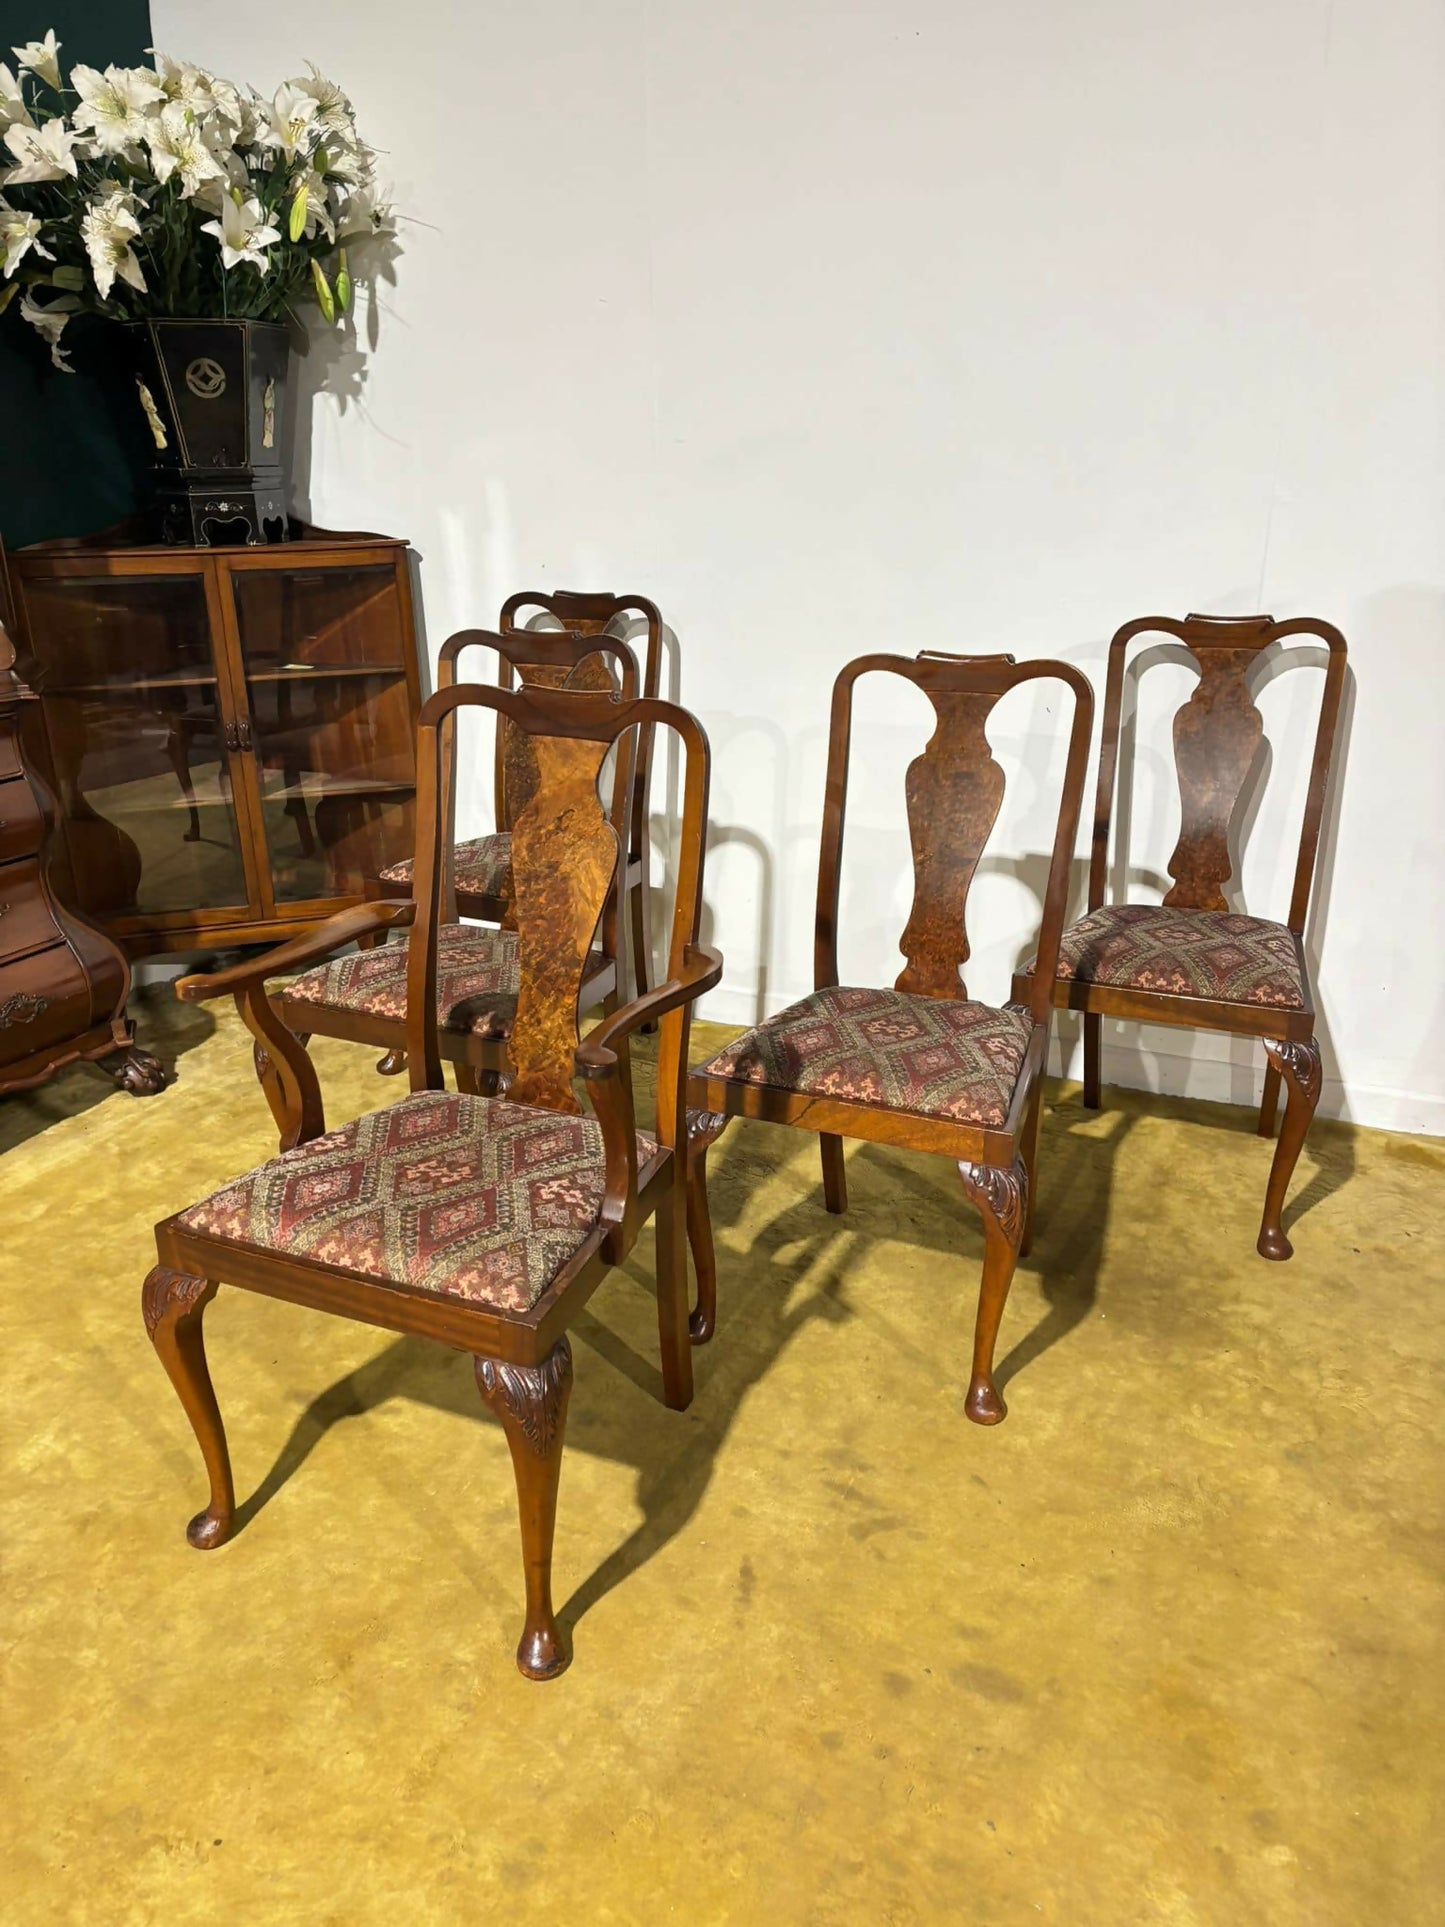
{"left": 1263, "top": 1037, "right": 1322, "bottom": 1104}
{"left": 957, "top": 1157, "right": 1028, "bottom": 1249}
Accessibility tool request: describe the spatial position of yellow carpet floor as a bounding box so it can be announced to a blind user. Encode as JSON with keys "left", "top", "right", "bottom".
{"left": 2, "top": 989, "right": 1441, "bottom": 1924}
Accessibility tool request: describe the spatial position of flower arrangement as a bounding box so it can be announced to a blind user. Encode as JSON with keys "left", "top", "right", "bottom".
{"left": 0, "top": 30, "right": 392, "bottom": 371}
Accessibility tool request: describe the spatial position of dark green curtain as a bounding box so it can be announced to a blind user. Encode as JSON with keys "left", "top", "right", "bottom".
{"left": 0, "top": 2, "right": 153, "bottom": 547}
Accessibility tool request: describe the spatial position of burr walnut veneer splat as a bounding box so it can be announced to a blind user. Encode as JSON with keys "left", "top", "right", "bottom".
{"left": 142, "top": 677, "right": 721, "bottom": 1679}
{"left": 1014, "top": 613, "right": 1347, "bottom": 1260}
{"left": 241, "top": 628, "right": 640, "bottom": 1147}
{"left": 687, "top": 650, "right": 1094, "bottom": 1425}
{"left": 378, "top": 591, "right": 665, "bottom": 1011}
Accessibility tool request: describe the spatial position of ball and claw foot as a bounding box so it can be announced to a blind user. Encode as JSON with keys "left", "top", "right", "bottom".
{"left": 112, "top": 1047, "right": 168, "bottom": 1096}
{"left": 964, "top": 1375, "right": 1007, "bottom": 1426}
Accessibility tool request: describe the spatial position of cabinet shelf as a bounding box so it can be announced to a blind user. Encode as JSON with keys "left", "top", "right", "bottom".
{"left": 11, "top": 534, "right": 421, "bottom": 945}
{"left": 248, "top": 663, "right": 407, "bottom": 682}
{"left": 46, "top": 673, "right": 219, "bottom": 695}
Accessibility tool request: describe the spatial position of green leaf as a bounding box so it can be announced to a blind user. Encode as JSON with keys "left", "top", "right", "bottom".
{"left": 51, "top": 264, "right": 85, "bottom": 290}
{"left": 0, "top": 281, "right": 17, "bottom": 317}
{"left": 288, "top": 184, "right": 308, "bottom": 243}
{"left": 309, "top": 255, "right": 336, "bottom": 323}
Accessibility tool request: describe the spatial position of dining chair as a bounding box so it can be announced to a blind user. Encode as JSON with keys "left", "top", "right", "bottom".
{"left": 379, "top": 591, "right": 665, "bottom": 1004}
{"left": 1013, "top": 612, "right": 1347, "bottom": 1259}
{"left": 686, "top": 650, "right": 1093, "bottom": 1424}
{"left": 241, "top": 628, "right": 638, "bottom": 1145}
{"left": 142, "top": 676, "right": 721, "bottom": 1679}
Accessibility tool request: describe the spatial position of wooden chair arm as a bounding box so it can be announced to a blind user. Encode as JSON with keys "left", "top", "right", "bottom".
{"left": 174, "top": 900, "right": 416, "bottom": 1003}
{"left": 574, "top": 944, "right": 724, "bottom": 1081}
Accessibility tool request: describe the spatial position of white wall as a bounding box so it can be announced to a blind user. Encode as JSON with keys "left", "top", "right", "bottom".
{"left": 160, "top": 0, "right": 1445, "bottom": 1133}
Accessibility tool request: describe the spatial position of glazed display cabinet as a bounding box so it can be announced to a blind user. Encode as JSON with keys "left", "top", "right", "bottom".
{"left": 9, "top": 531, "right": 423, "bottom": 957}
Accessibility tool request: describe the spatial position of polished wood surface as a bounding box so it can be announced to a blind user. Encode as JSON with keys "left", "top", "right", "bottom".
{"left": 149, "top": 676, "right": 721, "bottom": 1678}
{"left": 689, "top": 649, "right": 1094, "bottom": 1422}
{"left": 8, "top": 532, "right": 423, "bottom": 958}
{"left": 0, "top": 545, "right": 164, "bottom": 1098}
{"left": 1016, "top": 611, "right": 1349, "bottom": 1259}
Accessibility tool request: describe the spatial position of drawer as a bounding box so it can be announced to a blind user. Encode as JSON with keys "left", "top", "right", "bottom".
{"left": 0, "top": 773, "right": 44, "bottom": 865}
{"left": 0, "top": 863, "right": 63, "bottom": 966}
{"left": 0, "top": 940, "right": 95, "bottom": 1067}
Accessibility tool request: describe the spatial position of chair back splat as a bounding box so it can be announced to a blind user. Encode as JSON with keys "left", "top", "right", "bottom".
{"left": 432, "top": 628, "right": 639, "bottom": 928}
{"left": 1091, "top": 614, "right": 1349, "bottom": 930}
{"left": 815, "top": 651, "right": 1095, "bottom": 1025}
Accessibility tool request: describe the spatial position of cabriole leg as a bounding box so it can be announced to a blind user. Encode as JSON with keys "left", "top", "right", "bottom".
{"left": 684, "top": 1110, "right": 728, "bottom": 1343}
{"left": 820, "top": 1132, "right": 848, "bottom": 1214}
{"left": 957, "top": 1158, "right": 1028, "bottom": 1426}
{"left": 141, "top": 1265, "right": 234, "bottom": 1549}
{"left": 475, "top": 1341, "right": 574, "bottom": 1681}
{"left": 1258, "top": 1059, "right": 1283, "bottom": 1139}
{"left": 1257, "top": 1038, "right": 1323, "bottom": 1261}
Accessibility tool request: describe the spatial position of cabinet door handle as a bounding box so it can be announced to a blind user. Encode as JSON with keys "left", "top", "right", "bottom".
{"left": 224, "top": 722, "right": 240, "bottom": 752}
{"left": 238, "top": 717, "right": 253, "bottom": 752}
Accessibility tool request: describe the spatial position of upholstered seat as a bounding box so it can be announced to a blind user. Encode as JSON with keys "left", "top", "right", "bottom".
{"left": 282, "top": 924, "right": 605, "bottom": 1037}
{"left": 697, "top": 985, "right": 1032, "bottom": 1128}
{"left": 179, "top": 1090, "right": 656, "bottom": 1315}
{"left": 380, "top": 832, "right": 513, "bottom": 900}
{"left": 1030, "top": 904, "right": 1304, "bottom": 1009}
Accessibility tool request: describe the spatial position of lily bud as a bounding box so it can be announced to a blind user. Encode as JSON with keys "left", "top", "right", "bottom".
{"left": 335, "top": 249, "right": 352, "bottom": 313}
{"left": 288, "top": 184, "right": 308, "bottom": 243}
{"left": 310, "top": 256, "right": 336, "bottom": 323}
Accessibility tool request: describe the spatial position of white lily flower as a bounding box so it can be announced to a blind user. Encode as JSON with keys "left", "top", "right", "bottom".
{"left": 80, "top": 189, "right": 147, "bottom": 299}
{"left": 12, "top": 31, "right": 61, "bottom": 90}
{"left": 19, "top": 287, "right": 79, "bottom": 370}
{"left": 293, "top": 64, "right": 355, "bottom": 139}
{"left": 148, "top": 48, "right": 211, "bottom": 113}
{"left": 0, "top": 62, "right": 33, "bottom": 134}
{"left": 202, "top": 192, "right": 281, "bottom": 272}
{"left": 71, "top": 63, "right": 167, "bottom": 157}
{"left": 147, "top": 100, "right": 229, "bottom": 197}
{"left": 3, "top": 116, "right": 78, "bottom": 183}
{"left": 258, "top": 82, "right": 318, "bottom": 161}
{"left": 0, "top": 197, "right": 50, "bottom": 275}
{"left": 335, "top": 186, "right": 395, "bottom": 240}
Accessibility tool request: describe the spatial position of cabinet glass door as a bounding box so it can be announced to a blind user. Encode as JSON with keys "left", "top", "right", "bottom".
{"left": 230, "top": 563, "right": 416, "bottom": 903}
{"left": 19, "top": 573, "right": 250, "bottom": 921}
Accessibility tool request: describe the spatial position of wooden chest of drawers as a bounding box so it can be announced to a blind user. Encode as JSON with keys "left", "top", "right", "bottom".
{"left": 0, "top": 610, "right": 164, "bottom": 1098}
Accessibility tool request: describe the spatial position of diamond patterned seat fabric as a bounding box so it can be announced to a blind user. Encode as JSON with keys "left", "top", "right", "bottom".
{"left": 283, "top": 925, "right": 605, "bottom": 1037}
{"left": 696, "top": 985, "right": 1032, "bottom": 1128}
{"left": 379, "top": 831, "right": 513, "bottom": 900}
{"left": 1028, "top": 904, "right": 1305, "bottom": 1009}
{"left": 178, "top": 1091, "right": 656, "bottom": 1314}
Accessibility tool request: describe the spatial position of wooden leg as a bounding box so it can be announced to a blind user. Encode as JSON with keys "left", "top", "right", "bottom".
{"left": 376, "top": 1049, "right": 407, "bottom": 1076}
{"left": 1258, "top": 1059, "right": 1283, "bottom": 1139}
{"left": 654, "top": 1172, "right": 695, "bottom": 1410}
{"left": 686, "top": 1146, "right": 718, "bottom": 1344}
{"left": 1019, "top": 1082, "right": 1045, "bottom": 1260}
{"left": 957, "top": 1158, "right": 1028, "bottom": 1426}
{"left": 685, "top": 1110, "right": 729, "bottom": 1344}
{"left": 141, "top": 1266, "right": 235, "bottom": 1549}
{"left": 475, "top": 1342, "right": 573, "bottom": 1681}
{"left": 630, "top": 865, "right": 656, "bottom": 1029}
{"left": 1257, "top": 1039, "right": 1322, "bottom": 1261}
{"left": 820, "top": 1132, "right": 848, "bottom": 1214}
{"left": 1082, "top": 1010, "right": 1102, "bottom": 1110}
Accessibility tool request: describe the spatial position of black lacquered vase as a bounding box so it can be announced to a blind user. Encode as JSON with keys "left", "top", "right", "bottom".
{"left": 125, "top": 318, "right": 293, "bottom": 546}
